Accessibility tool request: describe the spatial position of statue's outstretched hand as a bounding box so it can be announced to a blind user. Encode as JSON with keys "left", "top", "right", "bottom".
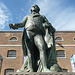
{"left": 9, "top": 24, "right": 16, "bottom": 29}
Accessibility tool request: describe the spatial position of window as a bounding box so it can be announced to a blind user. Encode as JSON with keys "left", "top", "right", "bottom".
{"left": 56, "top": 50, "right": 65, "bottom": 57}
{"left": 4, "top": 69, "right": 14, "bottom": 75}
{"left": 62, "top": 69, "right": 68, "bottom": 72}
{"left": 55, "top": 37, "right": 63, "bottom": 41}
{"left": 7, "top": 50, "right": 16, "bottom": 57}
{"left": 10, "top": 37, "right": 17, "bottom": 41}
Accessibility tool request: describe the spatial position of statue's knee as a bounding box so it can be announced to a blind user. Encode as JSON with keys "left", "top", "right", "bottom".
{"left": 40, "top": 45, "right": 45, "bottom": 51}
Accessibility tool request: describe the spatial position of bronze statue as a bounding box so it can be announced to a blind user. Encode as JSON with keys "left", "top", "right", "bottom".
{"left": 9, "top": 5, "right": 62, "bottom": 72}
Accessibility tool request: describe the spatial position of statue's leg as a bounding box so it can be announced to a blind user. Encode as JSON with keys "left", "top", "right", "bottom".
{"left": 27, "top": 45, "right": 37, "bottom": 72}
{"left": 34, "top": 34, "right": 50, "bottom": 72}
{"left": 27, "top": 48, "right": 33, "bottom": 72}
{"left": 25, "top": 31, "right": 35, "bottom": 72}
{"left": 33, "top": 46, "right": 39, "bottom": 72}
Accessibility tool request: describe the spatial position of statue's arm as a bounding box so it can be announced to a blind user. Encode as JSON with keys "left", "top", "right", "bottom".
{"left": 9, "top": 15, "right": 28, "bottom": 29}
{"left": 42, "top": 15, "right": 55, "bottom": 33}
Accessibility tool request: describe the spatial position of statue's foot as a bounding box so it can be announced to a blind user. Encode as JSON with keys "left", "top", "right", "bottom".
{"left": 29, "top": 69, "right": 33, "bottom": 72}
{"left": 42, "top": 68, "right": 51, "bottom": 72}
{"left": 50, "top": 64, "right": 62, "bottom": 72}
{"left": 16, "top": 69, "right": 24, "bottom": 72}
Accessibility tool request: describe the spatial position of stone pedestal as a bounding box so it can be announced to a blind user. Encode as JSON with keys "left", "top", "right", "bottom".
{"left": 7, "top": 72, "right": 75, "bottom": 75}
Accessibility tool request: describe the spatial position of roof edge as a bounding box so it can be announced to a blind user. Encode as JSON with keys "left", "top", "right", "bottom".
{"left": 0, "top": 30, "right": 75, "bottom": 33}
{"left": 0, "top": 30, "right": 23, "bottom": 33}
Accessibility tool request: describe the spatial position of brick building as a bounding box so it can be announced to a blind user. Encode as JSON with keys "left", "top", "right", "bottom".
{"left": 55, "top": 31, "right": 75, "bottom": 72}
{"left": 0, "top": 30, "right": 23, "bottom": 75}
{"left": 0, "top": 30, "right": 75, "bottom": 75}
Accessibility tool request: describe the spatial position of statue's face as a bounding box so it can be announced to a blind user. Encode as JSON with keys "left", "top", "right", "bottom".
{"left": 31, "top": 5, "right": 39, "bottom": 13}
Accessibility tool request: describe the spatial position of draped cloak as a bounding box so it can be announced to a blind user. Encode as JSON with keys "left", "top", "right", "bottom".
{"left": 22, "top": 23, "right": 57, "bottom": 68}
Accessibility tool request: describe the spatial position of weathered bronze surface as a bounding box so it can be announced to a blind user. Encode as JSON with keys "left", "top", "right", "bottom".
{"left": 9, "top": 5, "right": 62, "bottom": 72}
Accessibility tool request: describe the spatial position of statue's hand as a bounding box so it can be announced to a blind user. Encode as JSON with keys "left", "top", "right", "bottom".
{"left": 9, "top": 24, "right": 13, "bottom": 28}
{"left": 9, "top": 24, "right": 16, "bottom": 29}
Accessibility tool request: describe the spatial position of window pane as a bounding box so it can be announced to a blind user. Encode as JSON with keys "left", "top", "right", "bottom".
{"left": 55, "top": 37, "right": 62, "bottom": 41}
{"left": 4, "top": 69, "right": 14, "bottom": 75}
{"left": 7, "top": 50, "right": 16, "bottom": 57}
{"left": 56, "top": 50, "right": 65, "bottom": 57}
{"left": 62, "top": 69, "right": 68, "bottom": 72}
{"left": 8, "top": 51, "right": 16, "bottom": 55}
{"left": 10, "top": 37, "right": 17, "bottom": 41}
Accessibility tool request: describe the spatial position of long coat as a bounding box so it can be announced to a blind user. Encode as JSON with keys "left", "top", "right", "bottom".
{"left": 22, "top": 24, "right": 57, "bottom": 68}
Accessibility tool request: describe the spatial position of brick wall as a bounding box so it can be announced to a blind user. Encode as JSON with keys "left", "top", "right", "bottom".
{"left": 0, "top": 30, "right": 75, "bottom": 74}
{"left": 55, "top": 31, "right": 75, "bottom": 72}
{"left": 0, "top": 31, "right": 23, "bottom": 75}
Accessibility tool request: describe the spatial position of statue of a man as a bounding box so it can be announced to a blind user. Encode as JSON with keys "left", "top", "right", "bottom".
{"left": 9, "top": 5, "right": 56, "bottom": 72}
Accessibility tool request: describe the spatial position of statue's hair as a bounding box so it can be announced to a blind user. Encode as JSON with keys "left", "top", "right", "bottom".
{"left": 31, "top": 4, "right": 40, "bottom": 12}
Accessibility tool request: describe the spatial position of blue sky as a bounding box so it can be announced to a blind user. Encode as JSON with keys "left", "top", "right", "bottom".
{"left": 0, "top": 0, "right": 75, "bottom": 31}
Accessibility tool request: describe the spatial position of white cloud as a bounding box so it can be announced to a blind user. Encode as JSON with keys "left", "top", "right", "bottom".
{"left": 0, "top": 2, "right": 12, "bottom": 30}
{"left": 35, "top": 0, "right": 75, "bottom": 30}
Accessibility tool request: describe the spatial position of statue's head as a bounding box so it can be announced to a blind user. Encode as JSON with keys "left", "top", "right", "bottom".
{"left": 31, "top": 4, "right": 40, "bottom": 13}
